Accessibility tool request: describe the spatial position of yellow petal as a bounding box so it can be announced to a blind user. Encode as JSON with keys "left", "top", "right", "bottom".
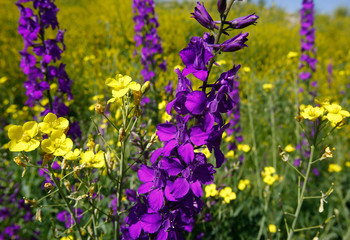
{"left": 41, "top": 139, "right": 54, "bottom": 153}
{"left": 8, "top": 125, "right": 23, "bottom": 141}
{"left": 23, "top": 121, "right": 38, "bottom": 138}
{"left": 44, "top": 112, "right": 57, "bottom": 123}
{"left": 25, "top": 139, "right": 40, "bottom": 152}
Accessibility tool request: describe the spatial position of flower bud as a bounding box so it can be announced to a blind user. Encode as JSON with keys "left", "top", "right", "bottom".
{"left": 14, "top": 155, "right": 26, "bottom": 167}
{"left": 119, "top": 128, "right": 126, "bottom": 142}
{"left": 217, "top": 0, "right": 226, "bottom": 15}
{"left": 141, "top": 81, "right": 150, "bottom": 94}
{"left": 42, "top": 153, "right": 54, "bottom": 167}
{"left": 95, "top": 101, "right": 105, "bottom": 115}
{"left": 44, "top": 182, "right": 55, "bottom": 191}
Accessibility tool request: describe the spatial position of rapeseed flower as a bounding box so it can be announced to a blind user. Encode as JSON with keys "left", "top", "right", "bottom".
{"left": 8, "top": 121, "right": 40, "bottom": 152}
{"left": 261, "top": 166, "right": 279, "bottom": 185}
{"left": 328, "top": 163, "right": 342, "bottom": 173}
{"left": 39, "top": 113, "right": 69, "bottom": 134}
{"left": 238, "top": 179, "right": 250, "bottom": 191}
{"left": 106, "top": 74, "right": 141, "bottom": 103}
{"left": 237, "top": 144, "right": 250, "bottom": 152}
{"left": 205, "top": 184, "right": 218, "bottom": 198}
{"left": 41, "top": 130, "right": 73, "bottom": 156}
{"left": 80, "top": 150, "right": 105, "bottom": 168}
{"left": 324, "top": 103, "right": 350, "bottom": 125}
{"left": 219, "top": 187, "right": 236, "bottom": 203}
{"left": 64, "top": 149, "right": 81, "bottom": 160}
{"left": 300, "top": 105, "right": 323, "bottom": 121}
{"left": 268, "top": 224, "right": 277, "bottom": 233}
{"left": 284, "top": 144, "right": 295, "bottom": 152}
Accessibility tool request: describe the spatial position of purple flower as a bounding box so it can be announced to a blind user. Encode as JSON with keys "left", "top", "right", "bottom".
{"left": 192, "top": 2, "right": 219, "bottom": 30}
{"left": 217, "top": 0, "right": 227, "bottom": 15}
{"left": 227, "top": 14, "right": 259, "bottom": 29}
{"left": 217, "top": 32, "right": 249, "bottom": 52}
{"left": 57, "top": 209, "right": 83, "bottom": 229}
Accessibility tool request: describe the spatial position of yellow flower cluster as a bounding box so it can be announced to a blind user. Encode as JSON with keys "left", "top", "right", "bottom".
{"left": 238, "top": 179, "right": 250, "bottom": 191}
{"left": 106, "top": 74, "right": 141, "bottom": 104}
{"left": 205, "top": 184, "right": 237, "bottom": 203}
{"left": 219, "top": 187, "right": 237, "bottom": 204}
{"left": 261, "top": 166, "right": 279, "bottom": 185}
{"left": 298, "top": 98, "right": 350, "bottom": 126}
{"left": 328, "top": 163, "right": 342, "bottom": 173}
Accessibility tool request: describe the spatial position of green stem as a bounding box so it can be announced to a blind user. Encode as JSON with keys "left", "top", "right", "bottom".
{"left": 257, "top": 188, "right": 270, "bottom": 239}
{"left": 48, "top": 163, "right": 84, "bottom": 239}
{"left": 287, "top": 145, "right": 315, "bottom": 240}
{"left": 268, "top": 94, "right": 277, "bottom": 169}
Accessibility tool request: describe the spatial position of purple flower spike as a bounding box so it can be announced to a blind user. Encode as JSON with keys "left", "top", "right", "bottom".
{"left": 192, "top": 2, "right": 219, "bottom": 30}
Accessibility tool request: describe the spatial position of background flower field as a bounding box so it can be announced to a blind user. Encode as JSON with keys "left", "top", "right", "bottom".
{"left": 1, "top": 0, "right": 350, "bottom": 239}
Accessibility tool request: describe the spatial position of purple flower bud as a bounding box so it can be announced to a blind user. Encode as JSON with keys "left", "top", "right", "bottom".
{"left": 191, "top": 2, "right": 218, "bottom": 30}
{"left": 228, "top": 14, "right": 259, "bottom": 29}
{"left": 218, "top": 32, "right": 249, "bottom": 52}
{"left": 217, "top": 0, "right": 226, "bottom": 15}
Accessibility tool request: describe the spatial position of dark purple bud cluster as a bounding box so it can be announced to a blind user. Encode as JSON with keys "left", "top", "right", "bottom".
{"left": 132, "top": 0, "right": 166, "bottom": 83}
{"left": 123, "top": 2, "right": 258, "bottom": 239}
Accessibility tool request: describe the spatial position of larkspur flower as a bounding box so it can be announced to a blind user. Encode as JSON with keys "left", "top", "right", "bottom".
{"left": 124, "top": 1, "right": 258, "bottom": 238}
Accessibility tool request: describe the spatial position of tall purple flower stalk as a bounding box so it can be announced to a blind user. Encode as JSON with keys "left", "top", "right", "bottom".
{"left": 123, "top": 1, "right": 258, "bottom": 239}
{"left": 299, "top": 0, "right": 317, "bottom": 96}
{"left": 16, "top": 0, "right": 72, "bottom": 117}
{"left": 132, "top": 0, "right": 166, "bottom": 83}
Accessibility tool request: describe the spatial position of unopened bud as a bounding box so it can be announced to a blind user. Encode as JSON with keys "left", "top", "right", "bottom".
{"left": 44, "top": 182, "right": 55, "bottom": 191}
{"left": 64, "top": 179, "right": 71, "bottom": 192}
{"left": 87, "top": 138, "right": 95, "bottom": 150}
{"left": 61, "top": 158, "right": 68, "bottom": 170}
{"left": 141, "top": 81, "right": 150, "bottom": 94}
{"left": 217, "top": 0, "right": 226, "bottom": 15}
{"left": 36, "top": 208, "right": 42, "bottom": 222}
{"left": 119, "top": 128, "right": 126, "bottom": 142}
{"left": 95, "top": 101, "right": 105, "bottom": 115}
{"left": 42, "top": 153, "right": 54, "bottom": 167}
{"left": 278, "top": 146, "right": 289, "bottom": 162}
{"left": 24, "top": 197, "right": 37, "bottom": 206}
{"left": 14, "top": 156, "right": 26, "bottom": 167}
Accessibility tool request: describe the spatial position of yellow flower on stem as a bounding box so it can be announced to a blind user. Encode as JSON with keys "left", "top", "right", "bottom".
{"left": 205, "top": 183, "right": 219, "bottom": 198}
{"left": 284, "top": 144, "right": 295, "bottom": 152}
{"left": 8, "top": 121, "right": 40, "bottom": 152}
{"left": 80, "top": 150, "right": 105, "bottom": 168}
{"left": 64, "top": 149, "right": 81, "bottom": 160}
{"left": 41, "top": 130, "right": 73, "bottom": 156}
{"left": 219, "top": 187, "right": 236, "bottom": 203}
{"left": 300, "top": 105, "right": 324, "bottom": 121}
{"left": 324, "top": 104, "right": 350, "bottom": 125}
{"left": 238, "top": 179, "right": 250, "bottom": 191}
{"left": 106, "top": 74, "right": 141, "bottom": 103}
{"left": 328, "top": 163, "right": 342, "bottom": 173}
{"left": 38, "top": 113, "right": 69, "bottom": 134}
{"left": 269, "top": 224, "right": 277, "bottom": 233}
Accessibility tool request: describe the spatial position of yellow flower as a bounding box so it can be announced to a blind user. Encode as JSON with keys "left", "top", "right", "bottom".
{"left": 238, "top": 179, "right": 250, "bottom": 191}
{"left": 328, "top": 163, "right": 342, "bottom": 173}
{"left": 225, "top": 150, "right": 235, "bottom": 158}
{"left": 8, "top": 122, "right": 40, "bottom": 152}
{"left": 0, "top": 76, "right": 8, "bottom": 84}
{"left": 268, "top": 224, "right": 277, "bottom": 233}
{"left": 284, "top": 144, "right": 295, "bottom": 152}
{"left": 261, "top": 167, "right": 278, "bottom": 185}
{"left": 345, "top": 161, "right": 350, "bottom": 168}
{"left": 219, "top": 187, "right": 236, "bottom": 203}
{"left": 262, "top": 83, "right": 273, "bottom": 92}
{"left": 39, "top": 113, "right": 69, "bottom": 134}
{"left": 174, "top": 65, "right": 183, "bottom": 71}
{"left": 161, "top": 111, "right": 172, "bottom": 122}
{"left": 237, "top": 144, "right": 250, "bottom": 152}
{"left": 300, "top": 105, "right": 324, "bottom": 121}
{"left": 41, "top": 130, "right": 73, "bottom": 156}
{"left": 106, "top": 74, "right": 141, "bottom": 103}
{"left": 205, "top": 184, "right": 218, "bottom": 198}
{"left": 80, "top": 150, "right": 105, "bottom": 168}
{"left": 287, "top": 51, "right": 298, "bottom": 59}
{"left": 60, "top": 236, "right": 74, "bottom": 240}
{"left": 324, "top": 104, "right": 350, "bottom": 125}
{"left": 243, "top": 66, "right": 251, "bottom": 73}
{"left": 158, "top": 100, "right": 168, "bottom": 110}
{"left": 64, "top": 149, "right": 81, "bottom": 160}
{"left": 216, "top": 59, "right": 227, "bottom": 65}
{"left": 314, "top": 96, "right": 330, "bottom": 107}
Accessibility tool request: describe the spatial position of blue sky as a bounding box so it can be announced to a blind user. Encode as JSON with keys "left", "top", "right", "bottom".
{"left": 249, "top": 0, "right": 350, "bottom": 14}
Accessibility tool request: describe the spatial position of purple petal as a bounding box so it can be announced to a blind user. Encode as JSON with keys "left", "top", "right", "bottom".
{"left": 214, "top": 148, "right": 225, "bottom": 168}
{"left": 138, "top": 182, "right": 154, "bottom": 194}
{"left": 160, "top": 157, "right": 184, "bottom": 176}
{"left": 148, "top": 189, "right": 164, "bottom": 211}
{"left": 178, "top": 143, "right": 194, "bottom": 164}
{"left": 185, "top": 91, "right": 207, "bottom": 115}
{"left": 129, "top": 221, "right": 142, "bottom": 239}
{"left": 138, "top": 165, "right": 154, "bottom": 183}
{"left": 141, "top": 213, "right": 162, "bottom": 234}
{"left": 156, "top": 123, "right": 176, "bottom": 141}
{"left": 190, "top": 180, "right": 203, "bottom": 197}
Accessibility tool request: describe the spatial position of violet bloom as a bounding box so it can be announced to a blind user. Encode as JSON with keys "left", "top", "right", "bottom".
{"left": 16, "top": 0, "right": 75, "bottom": 121}
{"left": 299, "top": 0, "right": 317, "bottom": 95}
{"left": 57, "top": 209, "right": 83, "bottom": 229}
{"left": 132, "top": 0, "right": 166, "bottom": 83}
{"left": 227, "top": 14, "right": 259, "bottom": 29}
{"left": 217, "top": 32, "right": 249, "bottom": 52}
{"left": 192, "top": 2, "right": 219, "bottom": 30}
